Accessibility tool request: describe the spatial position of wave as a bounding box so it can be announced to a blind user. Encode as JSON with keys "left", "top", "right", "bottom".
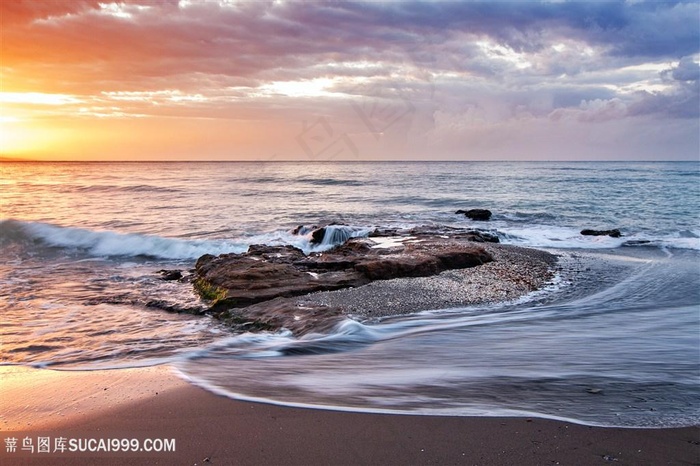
{"left": 13, "top": 181, "right": 181, "bottom": 194}
{"left": 236, "top": 176, "right": 281, "bottom": 184}
{"left": 500, "top": 211, "right": 559, "bottom": 223}
{"left": 74, "top": 184, "right": 181, "bottom": 194}
{"left": 0, "top": 220, "right": 374, "bottom": 260}
{"left": 498, "top": 225, "right": 700, "bottom": 251}
{"left": 0, "top": 219, "right": 247, "bottom": 260}
{"left": 293, "top": 177, "right": 368, "bottom": 187}
{"left": 2, "top": 218, "right": 696, "bottom": 264}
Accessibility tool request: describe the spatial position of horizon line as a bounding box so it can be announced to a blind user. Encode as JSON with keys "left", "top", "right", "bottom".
{"left": 1, "top": 158, "right": 698, "bottom": 163}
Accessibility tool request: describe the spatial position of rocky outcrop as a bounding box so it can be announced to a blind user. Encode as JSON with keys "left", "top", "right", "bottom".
{"left": 456, "top": 209, "right": 493, "bottom": 221}
{"left": 581, "top": 229, "right": 622, "bottom": 238}
{"left": 194, "top": 234, "right": 493, "bottom": 335}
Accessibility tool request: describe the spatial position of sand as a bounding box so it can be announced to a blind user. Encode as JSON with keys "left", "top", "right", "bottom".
{"left": 1, "top": 366, "right": 697, "bottom": 465}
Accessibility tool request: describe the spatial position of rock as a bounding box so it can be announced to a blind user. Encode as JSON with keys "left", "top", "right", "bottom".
{"left": 310, "top": 227, "right": 326, "bottom": 243}
{"left": 291, "top": 225, "right": 316, "bottom": 235}
{"left": 158, "top": 269, "right": 183, "bottom": 281}
{"left": 194, "top": 234, "right": 494, "bottom": 335}
{"left": 368, "top": 227, "right": 399, "bottom": 237}
{"left": 221, "top": 297, "right": 344, "bottom": 336}
{"left": 145, "top": 299, "right": 206, "bottom": 315}
{"left": 196, "top": 250, "right": 361, "bottom": 310}
{"left": 459, "top": 230, "right": 499, "bottom": 243}
{"left": 622, "top": 239, "right": 651, "bottom": 247}
{"left": 581, "top": 229, "right": 622, "bottom": 238}
{"left": 309, "top": 224, "right": 356, "bottom": 245}
{"left": 456, "top": 209, "right": 492, "bottom": 221}
{"left": 407, "top": 226, "right": 499, "bottom": 243}
{"left": 291, "top": 223, "right": 356, "bottom": 245}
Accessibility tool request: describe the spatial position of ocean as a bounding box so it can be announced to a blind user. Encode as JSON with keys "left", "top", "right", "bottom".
{"left": 1, "top": 161, "right": 698, "bottom": 428}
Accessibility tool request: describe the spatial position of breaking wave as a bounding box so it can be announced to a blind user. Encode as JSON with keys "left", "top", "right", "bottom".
{"left": 0, "top": 220, "right": 373, "bottom": 260}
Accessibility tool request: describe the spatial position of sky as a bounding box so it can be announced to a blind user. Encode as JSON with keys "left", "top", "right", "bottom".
{"left": 1, "top": 0, "right": 699, "bottom": 161}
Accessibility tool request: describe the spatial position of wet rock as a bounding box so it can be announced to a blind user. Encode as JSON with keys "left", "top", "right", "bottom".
{"left": 292, "top": 223, "right": 359, "bottom": 246}
{"left": 459, "top": 230, "right": 499, "bottom": 243}
{"left": 581, "top": 228, "right": 622, "bottom": 238}
{"left": 158, "top": 269, "right": 183, "bottom": 281}
{"left": 407, "top": 226, "right": 499, "bottom": 243}
{"left": 368, "top": 227, "right": 399, "bottom": 237}
{"left": 310, "top": 224, "right": 356, "bottom": 245}
{"left": 194, "top": 234, "right": 493, "bottom": 335}
{"left": 456, "top": 209, "right": 492, "bottom": 221}
{"left": 310, "top": 227, "right": 326, "bottom": 244}
{"left": 291, "top": 225, "right": 316, "bottom": 235}
{"left": 221, "top": 298, "right": 344, "bottom": 336}
{"left": 145, "top": 299, "right": 206, "bottom": 315}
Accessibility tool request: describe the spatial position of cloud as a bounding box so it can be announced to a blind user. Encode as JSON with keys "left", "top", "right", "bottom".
{"left": 670, "top": 56, "right": 700, "bottom": 82}
{"left": 549, "top": 98, "right": 628, "bottom": 122}
{"left": 1, "top": 1, "right": 698, "bottom": 160}
{"left": 627, "top": 56, "right": 700, "bottom": 118}
{"left": 4, "top": 1, "right": 698, "bottom": 84}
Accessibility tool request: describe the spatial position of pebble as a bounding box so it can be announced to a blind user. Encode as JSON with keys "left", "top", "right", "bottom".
{"left": 298, "top": 243, "right": 558, "bottom": 319}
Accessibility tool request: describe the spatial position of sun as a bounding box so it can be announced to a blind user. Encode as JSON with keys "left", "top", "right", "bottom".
{"left": 0, "top": 91, "right": 84, "bottom": 157}
{"left": 0, "top": 116, "right": 35, "bottom": 155}
{"left": 0, "top": 114, "right": 75, "bottom": 158}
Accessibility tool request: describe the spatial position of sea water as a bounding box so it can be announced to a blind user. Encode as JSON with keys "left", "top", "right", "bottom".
{"left": 1, "top": 161, "right": 698, "bottom": 427}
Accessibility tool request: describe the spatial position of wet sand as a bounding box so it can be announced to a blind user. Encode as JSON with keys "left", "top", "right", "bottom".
{"left": 1, "top": 366, "right": 697, "bottom": 465}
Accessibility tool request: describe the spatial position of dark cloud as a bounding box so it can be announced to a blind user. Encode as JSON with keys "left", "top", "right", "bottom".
{"left": 630, "top": 81, "right": 700, "bottom": 119}
{"left": 626, "top": 57, "right": 700, "bottom": 119}
{"left": 4, "top": 1, "right": 698, "bottom": 85}
{"left": 671, "top": 56, "right": 700, "bottom": 82}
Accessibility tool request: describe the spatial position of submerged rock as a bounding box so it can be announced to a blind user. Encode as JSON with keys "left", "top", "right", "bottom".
{"left": 194, "top": 234, "right": 493, "bottom": 335}
{"left": 581, "top": 228, "right": 622, "bottom": 238}
{"left": 456, "top": 209, "right": 493, "bottom": 221}
{"left": 291, "top": 225, "right": 316, "bottom": 235}
{"left": 622, "top": 239, "right": 652, "bottom": 247}
{"left": 158, "top": 269, "right": 183, "bottom": 281}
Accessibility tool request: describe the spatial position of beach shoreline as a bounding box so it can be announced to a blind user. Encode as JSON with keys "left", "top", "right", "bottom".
{"left": 1, "top": 365, "right": 698, "bottom": 465}
{"left": 3, "top": 240, "right": 699, "bottom": 464}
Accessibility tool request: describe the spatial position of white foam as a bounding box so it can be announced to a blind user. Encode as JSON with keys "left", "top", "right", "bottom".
{"left": 502, "top": 225, "right": 626, "bottom": 249}
{"left": 369, "top": 236, "right": 415, "bottom": 249}
{"left": 20, "top": 221, "right": 247, "bottom": 260}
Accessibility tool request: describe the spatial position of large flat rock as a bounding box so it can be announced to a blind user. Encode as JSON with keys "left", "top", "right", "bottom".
{"left": 194, "top": 235, "right": 494, "bottom": 335}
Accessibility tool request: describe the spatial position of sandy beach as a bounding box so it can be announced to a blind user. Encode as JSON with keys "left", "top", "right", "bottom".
{"left": 1, "top": 366, "right": 697, "bottom": 465}
{"left": 2, "top": 244, "right": 698, "bottom": 465}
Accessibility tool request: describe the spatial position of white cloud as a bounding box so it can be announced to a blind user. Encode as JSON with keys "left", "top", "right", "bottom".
{"left": 549, "top": 98, "right": 628, "bottom": 122}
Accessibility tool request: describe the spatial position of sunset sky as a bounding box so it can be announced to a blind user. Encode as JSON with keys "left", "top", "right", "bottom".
{"left": 1, "top": 0, "right": 699, "bottom": 161}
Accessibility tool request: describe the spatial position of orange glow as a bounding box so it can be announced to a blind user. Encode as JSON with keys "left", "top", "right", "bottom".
{"left": 0, "top": 117, "right": 72, "bottom": 157}
{"left": 0, "top": 89, "right": 83, "bottom": 157}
